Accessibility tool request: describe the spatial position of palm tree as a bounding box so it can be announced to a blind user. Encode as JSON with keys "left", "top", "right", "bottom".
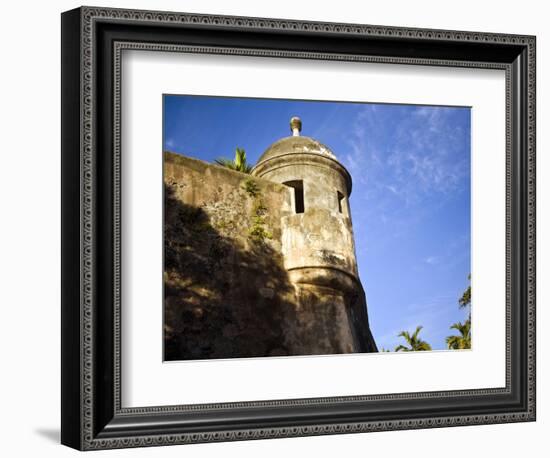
{"left": 215, "top": 147, "right": 252, "bottom": 174}
{"left": 459, "top": 274, "right": 471, "bottom": 309}
{"left": 446, "top": 319, "right": 471, "bottom": 350}
{"left": 395, "top": 325, "right": 432, "bottom": 352}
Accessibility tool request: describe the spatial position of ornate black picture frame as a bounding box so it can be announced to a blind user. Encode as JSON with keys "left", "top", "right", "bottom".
{"left": 61, "top": 6, "right": 536, "bottom": 450}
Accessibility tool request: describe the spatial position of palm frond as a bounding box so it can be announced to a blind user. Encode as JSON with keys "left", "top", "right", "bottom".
{"left": 411, "top": 325, "right": 423, "bottom": 341}
{"left": 397, "top": 330, "right": 410, "bottom": 340}
{"left": 214, "top": 158, "right": 237, "bottom": 169}
{"left": 459, "top": 274, "right": 471, "bottom": 308}
{"left": 234, "top": 148, "right": 246, "bottom": 169}
{"left": 395, "top": 325, "right": 431, "bottom": 352}
{"left": 446, "top": 318, "right": 471, "bottom": 350}
{"left": 214, "top": 147, "right": 253, "bottom": 174}
{"left": 416, "top": 341, "right": 432, "bottom": 351}
{"left": 446, "top": 335, "right": 461, "bottom": 349}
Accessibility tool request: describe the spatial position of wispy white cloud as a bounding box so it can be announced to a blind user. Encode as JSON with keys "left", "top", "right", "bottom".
{"left": 420, "top": 233, "right": 470, "bottom": 273}
{"left": 405, "top": 294, "right": 456, "bottom": 313}
{"left": 342, "top": 103, "right": 470, "bottom": 250}
{"left": 344, "top": 104, "right": 469, "bottom": 205}
{"left": 424, "top": 256, "right": 439, "bottom": 265}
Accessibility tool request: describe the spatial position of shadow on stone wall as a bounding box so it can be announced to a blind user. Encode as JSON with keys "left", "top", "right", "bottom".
{"left": 164, "top": 183, "right": 297, "bottom": 361}
{"left": 347, "top": 283, "right": 379, "bottom": 353}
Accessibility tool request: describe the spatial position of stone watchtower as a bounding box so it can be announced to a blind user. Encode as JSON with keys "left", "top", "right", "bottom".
{"left": 252, "top": 117, "right": 377, "bottom": 354}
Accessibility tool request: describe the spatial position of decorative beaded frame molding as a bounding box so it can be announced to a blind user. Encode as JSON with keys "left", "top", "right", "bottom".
{"left": 61, "top": 6, "right": 536, "bottom": 451}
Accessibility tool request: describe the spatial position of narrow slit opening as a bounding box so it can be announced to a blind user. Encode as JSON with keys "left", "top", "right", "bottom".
{"left": 337, "top": 191, "right": 344, "bottom": 213}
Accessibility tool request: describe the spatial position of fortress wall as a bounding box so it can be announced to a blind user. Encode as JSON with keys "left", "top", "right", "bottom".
{"left": 163, "top": 152, "right": 377, "bottom": 360}
{"left": 164, "top": 151, "right": 293, "bottom": 253}
{"left": 163, "top": 152, "right": 296, "bottom": 360}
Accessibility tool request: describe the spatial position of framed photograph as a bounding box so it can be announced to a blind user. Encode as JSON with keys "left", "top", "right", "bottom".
{"left": 61, "top": 6, "right": 536, "bottom": 450}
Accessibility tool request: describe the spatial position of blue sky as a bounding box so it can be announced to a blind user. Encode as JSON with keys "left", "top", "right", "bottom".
{"left": 163, "top": 95, "right": 471, "bottom": 351}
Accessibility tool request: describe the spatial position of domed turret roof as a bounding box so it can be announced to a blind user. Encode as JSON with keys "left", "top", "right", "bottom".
{"left": 252, "top": 116, "right": 352, "bottom": 196}
{"left": 255, "top": 116, "right": 337, "bottom": 166}
{"left": 256, "top": 135, "right": 337, "bottom": 165}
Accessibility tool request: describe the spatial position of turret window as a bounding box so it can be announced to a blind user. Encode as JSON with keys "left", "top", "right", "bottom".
{"left": 337, "top": 191, "right": 344, "bottom": 213}
{"left": 337, "top": 191, "right": 350, "bottom": 217}
{"left": 283, "top": 180, "right": 304, "bottom": 214}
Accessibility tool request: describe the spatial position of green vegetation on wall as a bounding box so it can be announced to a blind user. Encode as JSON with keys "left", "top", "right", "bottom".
{"left": 242, "top": 178, "right": 272, "bottom": 242}
{"left": 242, "top": 178, "right": 260, "bottom": 197}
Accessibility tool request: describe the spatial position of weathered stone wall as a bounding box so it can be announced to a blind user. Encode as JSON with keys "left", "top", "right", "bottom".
{"left": 164, "top": 152, "right": 295, "bottom": 360}
{"left": 282, "top": 210, "right": 359, "bottom": 281}
{"left": 163, "top": 152, "right": 376, "bottom": 360}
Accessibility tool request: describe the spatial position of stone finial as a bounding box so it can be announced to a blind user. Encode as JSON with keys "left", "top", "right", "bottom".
{"left": 290, "top": 116, "right": 302, "bottom": 136}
